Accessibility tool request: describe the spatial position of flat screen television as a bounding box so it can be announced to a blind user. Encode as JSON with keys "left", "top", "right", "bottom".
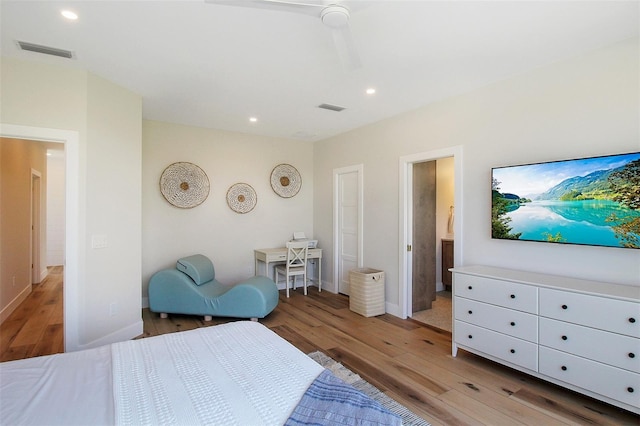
{"left": 491, "top": 152, "right": 640, "bottom": 249}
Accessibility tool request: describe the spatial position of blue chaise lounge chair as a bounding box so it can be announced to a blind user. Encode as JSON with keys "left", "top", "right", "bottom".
{"left": 149, "top": 254, "right": 279, "bottom": 321}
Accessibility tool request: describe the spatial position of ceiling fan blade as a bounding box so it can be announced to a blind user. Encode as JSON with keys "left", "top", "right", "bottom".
{"left": 205, "top": 0, "right": 323, "bottom": 17}
{"left": 207, "top": 0, "right": 362, "bottom": 70}
{"left": 331, "top": 26, "right": 362, "bottom": 71}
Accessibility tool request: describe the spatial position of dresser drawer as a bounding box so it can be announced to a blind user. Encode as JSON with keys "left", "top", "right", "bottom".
{"left": 455, "top": 320, "right": 538, "bottom": 371}
{"left": 540, "top": 318, "right": 640, "bottom": 373}
{"left": 539, "top": 288, "right": 639, "bottom": 338}
{"left": 539, "top": 346, "right": 640, "bottom": 409}
{"left": 454, "top": 274, "right": 538, "bottom": 314}
{"left": 455, "top": 297, "right": 538, "bottom": 342}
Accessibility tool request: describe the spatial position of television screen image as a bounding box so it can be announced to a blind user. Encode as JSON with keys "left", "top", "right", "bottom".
{"left": 491, "top": 152, "right": 640, "bottom": 249}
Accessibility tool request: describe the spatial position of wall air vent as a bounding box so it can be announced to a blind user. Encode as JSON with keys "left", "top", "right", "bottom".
{"left": 318, "top": 103, "right": 346, "bottom": 112}
{"left": 17, "top": 41, "right": 74, "bottom": 59}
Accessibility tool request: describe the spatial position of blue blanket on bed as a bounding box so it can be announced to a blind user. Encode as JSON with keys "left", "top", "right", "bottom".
{"left": 285, "top": 369, "right": 402, "bottom": 426}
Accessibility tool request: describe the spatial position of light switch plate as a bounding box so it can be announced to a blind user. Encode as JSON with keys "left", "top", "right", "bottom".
{"left": 91, "top": 234, "right": 108, "bottom": 249}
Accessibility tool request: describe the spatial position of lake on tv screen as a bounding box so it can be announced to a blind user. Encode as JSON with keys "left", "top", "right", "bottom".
{"left": 505, "top": 200, "right": 639, "bottom": 247}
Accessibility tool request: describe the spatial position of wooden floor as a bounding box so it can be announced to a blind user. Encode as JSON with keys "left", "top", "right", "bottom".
{"left": 2, "top": 271, "right": 638, "bottom": 425}
{"left": 1, "top": 266, "right": 64, "bottom": 361}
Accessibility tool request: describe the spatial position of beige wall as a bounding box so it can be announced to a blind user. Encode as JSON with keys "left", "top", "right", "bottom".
{"left": 0, "top": 138, "right": 48, "bottom": 321}
{"left": 313, "top": 37, "right": 640, "bottom": 313}
{"left": 142, "top": 120, "right": 314, "bottom": 300}
{"left": 1, "top": 57, "right": 143, "bottom": 350}
{"left": 81, "top": 73, "right": 142, "bottom": 345}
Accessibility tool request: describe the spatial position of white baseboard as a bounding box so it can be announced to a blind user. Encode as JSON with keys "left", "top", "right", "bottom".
{"left": 40, "top": 268, "right": 49, "bottom": 283}
{"left": 71, "top": 320, "right": 143, "bottom": 352}
{"left": 384, "top": 301, "right": 403, "bottom": 319}
{"left": 0, "top": 285, "right": 32, "bottom": 324}
{"left": 141, "top": 296, "right": 149, "bottom": 309}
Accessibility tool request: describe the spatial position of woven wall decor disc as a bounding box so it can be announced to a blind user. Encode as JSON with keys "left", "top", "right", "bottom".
{"left": 270, "top": 163, "right": 302, "bottom": 198}
{"left": 226, "top": 183, "right": 257, "bottom": 214}
{"left": 159, "top": 162, "right": 210, "bottom": 209}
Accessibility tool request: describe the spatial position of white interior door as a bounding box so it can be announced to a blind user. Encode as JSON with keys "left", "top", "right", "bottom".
{"left": 333, "top": 165, "right": 363, "bottom": 295}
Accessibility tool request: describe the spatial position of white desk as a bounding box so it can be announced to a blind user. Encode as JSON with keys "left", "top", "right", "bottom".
{"left": 254, "top": 247, "right": 322, "bottom": 290}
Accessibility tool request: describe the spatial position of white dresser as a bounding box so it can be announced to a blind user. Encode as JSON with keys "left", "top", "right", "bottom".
{"left": 452, "top": 265, "right": 640, "bottom": 414}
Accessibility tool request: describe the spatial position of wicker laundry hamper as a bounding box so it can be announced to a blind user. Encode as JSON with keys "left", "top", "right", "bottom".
{"left": 349, "top": 268, "right": 385, "bottom": 317}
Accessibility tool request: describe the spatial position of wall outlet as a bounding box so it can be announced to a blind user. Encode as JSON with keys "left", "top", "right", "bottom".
{"left": 109, "top": 302, "right": 118, "bottom": 317}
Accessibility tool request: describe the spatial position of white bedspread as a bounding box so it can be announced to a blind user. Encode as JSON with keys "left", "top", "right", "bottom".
{"left": 112, "top": 321, "right": 323, "bottom": 425}
{"left": 0, "top": 345, "right": 114, "bottom": 425}
{"left": 0, "top": 321, "right": 323, "bottom": 426}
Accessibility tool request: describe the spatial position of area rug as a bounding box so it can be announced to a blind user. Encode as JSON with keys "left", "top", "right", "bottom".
{"left": 308, "top": 351, "right": 431, "bottom": 426}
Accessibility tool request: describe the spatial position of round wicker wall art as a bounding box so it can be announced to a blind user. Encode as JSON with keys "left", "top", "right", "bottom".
{"left": 270, "top": 163, "right": 302, "bottom": 198}
{"left": 226, "top": 183, "right": 257, "bottom": 214}
{"left": 159, "top": 162, "right": 210, "bottom": 209}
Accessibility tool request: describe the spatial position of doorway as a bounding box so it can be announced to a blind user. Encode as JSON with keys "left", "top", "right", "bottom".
{"left": 399, "top": 146, "right": 462, "bottom": 325}
{"left": 333, "top": 164, "right": 363, "bottom": 295}
{"left": 0, "top": 124, "right": 79, "bottom": 352}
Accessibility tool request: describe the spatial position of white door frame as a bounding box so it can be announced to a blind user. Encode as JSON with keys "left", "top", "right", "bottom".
{"left": 1, "top": 124, "right": 80, "bottom": 352}
{"left": 333, "top": 164, "right": 364, "bottom": 294}
{"left": 31, "top": 169, "right": 42, "bottom": 284}
{"left": 399, "top": 146, "right": 463, "bottom": 319}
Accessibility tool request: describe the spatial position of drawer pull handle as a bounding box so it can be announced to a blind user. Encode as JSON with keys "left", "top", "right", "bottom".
{"left": 468, "top": 286, "right": 473, "bottom": 290}
{"left": 629, "top": 317, "right": 636, "bottom": 324}
{"left": 510, "top": 322, "right": 516, "bottom": 326}
{"left": 468, "top": 335, "right": 473, "bottom": 339}
{"left": 629, "top": 353, "right": 636, "bottom": 359}
{"left": 561, "top": 335, "right": 568, "bottom": 341}
{"left": 510, "top": 349, "right": 515, "bottom": 354}
{"left": 561, "top": 366, "right": 567, "bottom": 371}
{"left": 561, "top": 304, "right": 568, "bottom": 310}
{"left": 628, "top": 387, "right": 635, "bottom": 393}
{"left": 510, "top": 294, "right": 516, "bottom": 299}
{"left": 468, "top": 310, "right": 473, "bottom": 315}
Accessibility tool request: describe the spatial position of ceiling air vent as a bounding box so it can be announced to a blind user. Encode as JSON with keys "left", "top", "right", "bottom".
{"left": 318, "top": 103, "right": 346, "bottom": 112}
{"left": 17, "top": 41, "right": 74, "bottom": 59}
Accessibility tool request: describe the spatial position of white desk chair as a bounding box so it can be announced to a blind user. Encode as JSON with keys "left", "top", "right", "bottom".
{"left": 275, "top": 241, "right": 309, "bottom": 298}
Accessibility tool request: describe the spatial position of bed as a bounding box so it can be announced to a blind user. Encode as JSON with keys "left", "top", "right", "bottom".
{"left": 0, "top": 321, "right": 401, "bottom": 425}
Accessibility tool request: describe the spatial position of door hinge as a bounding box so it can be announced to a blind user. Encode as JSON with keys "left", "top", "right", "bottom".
{"left": 407, "top": 244, "right": 412, "bottom": 252}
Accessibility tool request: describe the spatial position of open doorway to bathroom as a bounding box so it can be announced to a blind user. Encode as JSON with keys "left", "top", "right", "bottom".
{"left": 399, "top": 146, "right": 461, "bottom": 333}
{"left": 410, "top": 157, "right": 454, "bottom": 332}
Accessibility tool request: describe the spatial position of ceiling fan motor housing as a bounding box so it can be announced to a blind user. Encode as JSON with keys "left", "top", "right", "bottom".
{"left": 321, "top": 5, "right": 350, "bottom": 28}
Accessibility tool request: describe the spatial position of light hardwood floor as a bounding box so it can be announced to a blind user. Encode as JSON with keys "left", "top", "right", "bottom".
{"left": 2, "top": 270, "right": 638, "bottom": 425}
{"left": 1, "top": 266, "right": 64, "bottom": 361}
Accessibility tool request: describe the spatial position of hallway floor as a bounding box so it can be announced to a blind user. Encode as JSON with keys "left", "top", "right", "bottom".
{"left": 411, "top": 290, "right": 452, "bottom": 332}
{"left": 0, "top": 266, "right": 64, "bottom": 361}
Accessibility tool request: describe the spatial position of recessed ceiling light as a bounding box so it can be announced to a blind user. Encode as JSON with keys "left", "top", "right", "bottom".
{"left": 249, "top": 117, "right": 258, "bottom": 123}
{"left": 61, "top": 10, "right": 78, "bottom": 20}
{"left": 366, "top": 88, "right": 376, "bottom": 95}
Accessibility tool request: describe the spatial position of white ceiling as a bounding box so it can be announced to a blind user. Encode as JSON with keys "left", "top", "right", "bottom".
{"left": 1, "top": 1, "right": 638, "bottom": 142}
